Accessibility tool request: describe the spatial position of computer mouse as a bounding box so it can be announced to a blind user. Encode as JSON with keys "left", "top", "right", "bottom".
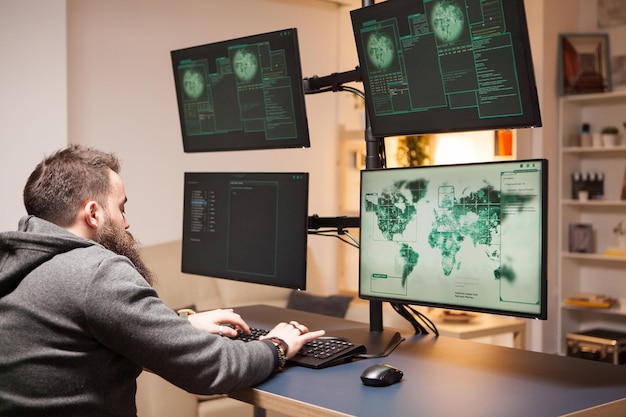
{"left": 360, "top": 363, "right": 403, "bottom": 387}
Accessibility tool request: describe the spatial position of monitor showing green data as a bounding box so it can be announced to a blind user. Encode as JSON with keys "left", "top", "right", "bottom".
{"left": 359, "top": 159, "right": 548, "bottom": 319}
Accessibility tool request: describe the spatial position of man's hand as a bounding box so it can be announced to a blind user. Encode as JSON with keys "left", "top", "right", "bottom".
{"left": 187, "top": 309, "right": 250, "bottom": 337}
{"left": 186, "top": 310, "right": 325, "bottom": 357}
{"left": 261, "top": 321, "right": 325, "bottom": 359}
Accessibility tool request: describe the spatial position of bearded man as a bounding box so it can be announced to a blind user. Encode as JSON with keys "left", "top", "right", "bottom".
{"left": 0, "top": 145, "right": 323, "bottom": 417}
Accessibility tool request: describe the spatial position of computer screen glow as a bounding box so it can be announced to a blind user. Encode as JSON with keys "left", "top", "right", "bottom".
{"left": 359, "top": 159, "right": 547, "bottom": 319}
{"left": 351, "top": 0, "right": 542, "bottom": 137}
{"left": 171, "top": 29, "right": 310, "bottom": 152}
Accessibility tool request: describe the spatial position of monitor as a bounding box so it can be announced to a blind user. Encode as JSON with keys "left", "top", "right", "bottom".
{"left": 351, "top": 0, "right": 542, "bottom": 138}
{"left": 171, "top": 28, "right": 310, "bottom": 152}
{"left": 359, "top": 159, "right": 548, "bottom": 320}
{"left": 182, "top": 172, "right": 309, "bottom": 290}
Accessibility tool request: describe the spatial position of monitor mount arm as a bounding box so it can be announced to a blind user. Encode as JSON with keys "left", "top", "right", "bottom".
{"left": 308, "top": 214, "right": 359, "bottom": 232}
{"left": 302, "top": 67, "right": 361, "bottom": 94}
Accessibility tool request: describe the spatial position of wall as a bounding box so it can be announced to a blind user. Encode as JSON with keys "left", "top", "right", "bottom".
{"left": 0, "top": 0, "right": 67, "bottom": 233}
{"left": 579, "top": 0, "right": 626, "bottom": 63}
{"left": 66, "top": 0, "right": 345, "bottom": 295}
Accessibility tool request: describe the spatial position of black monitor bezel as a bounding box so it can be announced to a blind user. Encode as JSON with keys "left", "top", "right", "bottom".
{"left": 358, "top": 159, "right": 548, "bottom": 320}
{"left": 181, "top": 172, "right": 309, "bottom": 290}
{"left": 171, "top": 28, "right": 310, "bottom": 152}
{"left": 350, "top": 0, "right": 542, "bottom": 138}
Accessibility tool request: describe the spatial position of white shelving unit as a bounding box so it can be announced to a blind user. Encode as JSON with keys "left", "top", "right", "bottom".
{"left": 557, "top": 90, "right": 626, "bottom": 354}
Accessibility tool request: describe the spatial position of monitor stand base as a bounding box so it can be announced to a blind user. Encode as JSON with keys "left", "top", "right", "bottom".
{"left": 336, "top": 328, "right": 404, "bottom": 358}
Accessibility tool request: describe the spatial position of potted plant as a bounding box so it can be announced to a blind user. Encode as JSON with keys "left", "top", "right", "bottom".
{"left": 601, "top": 126, "right": 619, "bottom": 146}
{"left": 613, "top": 221, "right": 626, "bottom": 248}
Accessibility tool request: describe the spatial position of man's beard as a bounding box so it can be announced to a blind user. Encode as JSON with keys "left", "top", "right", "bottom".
{"left": 95, "top": 219, "right": 155, "bottom": 286}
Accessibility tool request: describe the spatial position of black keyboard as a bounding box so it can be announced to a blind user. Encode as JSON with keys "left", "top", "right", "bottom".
{"left": 235, "top": 327, "right": 366, "bottom": 369}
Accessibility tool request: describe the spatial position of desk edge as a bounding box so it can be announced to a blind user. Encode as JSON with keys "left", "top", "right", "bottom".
{"left": 230, "top": 388, "right": 353, "bottom": 417}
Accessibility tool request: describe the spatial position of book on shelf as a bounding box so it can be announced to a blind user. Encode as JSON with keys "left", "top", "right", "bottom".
{"left": 604, "top": 246, "right": 626, "bottom": 257}
{"left": 564, "top": 293, "right": 617, "bottom": 308}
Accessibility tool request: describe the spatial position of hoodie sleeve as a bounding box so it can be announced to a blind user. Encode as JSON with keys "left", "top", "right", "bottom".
{"left": 81, "top": 253, "right": 277, "bottom": 395}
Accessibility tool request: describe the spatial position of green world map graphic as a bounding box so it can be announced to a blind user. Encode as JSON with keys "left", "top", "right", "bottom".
{"left": 367, "top": 179, "right": 502, "bottom": 287}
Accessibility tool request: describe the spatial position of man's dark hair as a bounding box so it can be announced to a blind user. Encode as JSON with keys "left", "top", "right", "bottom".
{"left": 23, "top": 145, "right": 121, "bottom": 227}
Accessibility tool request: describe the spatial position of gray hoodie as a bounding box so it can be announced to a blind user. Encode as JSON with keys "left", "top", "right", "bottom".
{"left": 0, "top": 216, "right": 276, "bottom": 417}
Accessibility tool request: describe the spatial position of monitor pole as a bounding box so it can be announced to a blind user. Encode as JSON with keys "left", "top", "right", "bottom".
{"left": 302, "top": 0, "right": 403, "bottom": 355}
{"left": 363, "top": 109, "right": 384, "bottom": 333}
{"left": 352, "top": 73, "right": 404, "bottom": 358}
{"left": 357, "top": 0, "right": 404, "bottom": 356}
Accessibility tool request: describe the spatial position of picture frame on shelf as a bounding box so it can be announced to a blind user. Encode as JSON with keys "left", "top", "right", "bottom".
{"left": 558, "top": 33, "right": 611, "bottom": 96}
{"left": 569, "top": 223, "right": 594, "bottom": 253}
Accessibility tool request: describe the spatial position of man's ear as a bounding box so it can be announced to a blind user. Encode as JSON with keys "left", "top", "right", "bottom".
{"left": 83, "top": 200, "right": 103, "bottom": 230}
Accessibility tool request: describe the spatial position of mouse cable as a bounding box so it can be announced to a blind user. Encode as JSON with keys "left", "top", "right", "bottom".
{"left": 390, "top": 303, "right": 439, "bottom": 336}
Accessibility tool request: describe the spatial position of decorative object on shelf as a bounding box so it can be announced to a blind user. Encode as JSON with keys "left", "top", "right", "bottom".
{"left": 601, "top": 126, "right": 620, "bottom": 146}
{"left": 571, "top": 171, "right": 604, "bottom": 200}
{"left": 569, "top": 223, "right": 594, "bottom": 253}
{"left": 591, "top": 172, "right": 605, "bottom": 199}
{"left": 613, "top": 55, "right": 626, "bottom": 89}
{"left": 592, "top": 132, "right": 603, "bottom": 147}
{"left": 613, "top": 221, "right": 624, "bottom": 235}
{"left": 579, "top": 122, "right": 592, "bottom": 147}
{"left": 558, "top": 33, "right": 611, "bottom": 96}
{"left": 396, "top": 135, "right": 432, "bottom": 167}
{"left": 604, "top": 247, "right": 626, "bottom": 257}
{"left": 613, "top": 221, "right": 626, "bottom": 247}
{"left": 604, "top": 221, "right": 626, "bottom": 256}
{"left": 581, "top": 122, "right": 591, "bottom": 146}
{"left": 494, "top": 130, "right": 513, "bottom": 156}
{"left": 572, "top": 172, "right": 585, "bottom": 199}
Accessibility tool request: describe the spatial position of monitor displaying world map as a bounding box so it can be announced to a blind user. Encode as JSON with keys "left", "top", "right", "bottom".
{"left": 359, "top": 159, "right": 548, "bottom": 319}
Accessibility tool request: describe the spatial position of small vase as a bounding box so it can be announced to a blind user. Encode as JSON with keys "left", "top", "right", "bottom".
{"left": 602, "top": 133, "right": 617, "bottom": 147}
{"left": 618, "top": 234, "right": 626, "bottom": 249}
